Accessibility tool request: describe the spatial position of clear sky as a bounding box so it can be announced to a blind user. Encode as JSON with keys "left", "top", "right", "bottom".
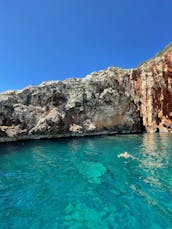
{"left": 0, "top": 0, "right": 171, "bottom": 91}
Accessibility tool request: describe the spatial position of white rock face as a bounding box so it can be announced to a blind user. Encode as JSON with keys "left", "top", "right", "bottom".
{"left": 0, "top": 67, "right": 142, "bottom": 142}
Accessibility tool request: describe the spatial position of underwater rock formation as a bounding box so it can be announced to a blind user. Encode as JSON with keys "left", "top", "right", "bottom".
{"left": 77, "top": 161, "right": 106, "bottom": 184}
{"left": 0, "top": 44, "right": 172, "bottom": 142}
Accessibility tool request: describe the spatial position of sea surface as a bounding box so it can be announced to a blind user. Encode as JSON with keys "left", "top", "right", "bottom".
{"left": 0, "top": 133, "right": 172, "bottom": 229}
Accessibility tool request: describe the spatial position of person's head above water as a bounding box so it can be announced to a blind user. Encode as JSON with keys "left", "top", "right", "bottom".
{"left": 117, "top": 152, "right": 133, "bottom": 159}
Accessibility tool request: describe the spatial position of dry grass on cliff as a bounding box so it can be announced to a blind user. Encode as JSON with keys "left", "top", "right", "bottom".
{"left": 154, "top": 42, "right": 172, "bottom": 58}
{"left": 138, "top": 42, "right": 172, "bottom": 67}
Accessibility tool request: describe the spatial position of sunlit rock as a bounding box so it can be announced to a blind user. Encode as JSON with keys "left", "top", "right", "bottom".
{"left": 0, "top": 44, "right": 172, "bottom": 142}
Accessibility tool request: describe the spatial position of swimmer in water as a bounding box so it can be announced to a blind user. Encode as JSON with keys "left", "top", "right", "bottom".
{"left": 117, "top": 151, "right": 134, "bottom": 159}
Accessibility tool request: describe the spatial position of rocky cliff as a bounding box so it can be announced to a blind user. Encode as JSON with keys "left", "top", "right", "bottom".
{"left": 0, "top": 44, "right": 172, "bottom": 142}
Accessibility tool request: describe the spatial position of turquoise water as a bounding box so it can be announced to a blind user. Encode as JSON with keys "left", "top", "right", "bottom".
{"left": 0, "top": 134, "right": 172, "bottom": 229}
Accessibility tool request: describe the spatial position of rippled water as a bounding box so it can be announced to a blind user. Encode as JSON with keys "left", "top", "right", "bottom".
{"left": 0, "top": 133, "right": 172, "bottom": 228}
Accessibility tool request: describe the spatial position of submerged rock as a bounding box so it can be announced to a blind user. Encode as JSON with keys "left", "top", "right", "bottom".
{"left": 0, "top": 44, "right": 172, "bottom": 142}
{"left": 64, "top": 202, "right": 115, "bottom": 228}
{"left": 77, "top": 161, "right": 106, "bottom": 184}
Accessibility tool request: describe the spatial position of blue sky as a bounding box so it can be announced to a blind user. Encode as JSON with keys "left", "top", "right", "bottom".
{"left": 0, "top": 0, "right": 171, "bottom": 91}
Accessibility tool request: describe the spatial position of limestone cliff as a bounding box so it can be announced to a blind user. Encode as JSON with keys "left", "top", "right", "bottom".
{"left": 138, "top": 44, "right": 172, "bottom": 133}
{"left": 0, "top": 44, "right": 172, "bottom": 142}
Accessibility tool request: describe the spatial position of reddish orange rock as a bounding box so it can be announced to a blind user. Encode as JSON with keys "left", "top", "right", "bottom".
{"left": 138, "top": 44, "right": 172, "bottom": 133}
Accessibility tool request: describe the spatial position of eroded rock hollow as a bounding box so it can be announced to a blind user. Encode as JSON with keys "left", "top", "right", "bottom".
{"left": 0, "top": 44, "right": 172, "bottom": 142}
